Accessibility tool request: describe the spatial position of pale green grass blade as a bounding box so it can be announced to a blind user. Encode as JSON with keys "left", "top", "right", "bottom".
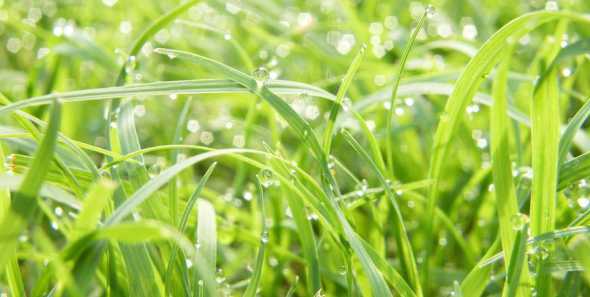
{"left": 385, "top": 8, "right": 428, "bottom": 176}
{"left": 490, "top": 47, "right": 531, "bottom": 296}
{"left": 0, "top": 100, "right": 61, "bottom": 269}
{"left": 0, "top": 79, "right": 334, "bottom": 116}
{"left": 165, "top": 162, "right": 216, "bottom": 297}
{"left": 72, "top": 178, "right": 117, "bottom": 238}
{"left": 106, "top": 149, "right": 257, "bottom": 225}
{"left": 531, "top": 61, "right": 560, "bottom": 297}
{"left": 322, "top": 44, "right": 366, "bottom": 154}
{"left": 115, "top": 0, "right": 200, "bottom": 85}
{"left": 195, "top": 198, "right": 217, "bottom": 296}
{"left": 242, "top": 179, "right": 267, "bottom": 297}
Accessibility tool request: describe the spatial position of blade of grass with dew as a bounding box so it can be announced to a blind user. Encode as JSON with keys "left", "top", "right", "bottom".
{"left": 341, "top": 129, "right": 421, "bottom": 296}
{"left": 243, "top": 178, "right": 267, "bottom": 297}
{"left": 425, "top": 11, "right": 590, "bottom": 289}
{"left": 114, "top": 0, "right": 200, "bottom": 85}
{"left": 531, "top": 61, "right": 560, "bottom": 297}
{"left": 270, "top": 150, "right": 321, "bottom": 294}
{"left": 0, "top": 79, "right": 335, "bottom": 115}
{"left": 169, "top": 97, "right": 193, "bottom": 226}
{"left": 165, "top": 162, "right": 216, "bottom": 297}
{"left": 0, "top": 100, "right": 60, "bottom": 269}
{"left": 504, "top": 224, "right": 529, "bottom": 297}
{"left": 322, "top": 44, "right": 366, "bottom": 154}
{"left": 385, "top": 7, "right": 429, "bottom": 176}
{"left": 154, "top": 47, "right": 395, "bottom": 297}
{"left": 490, "top": 47, "right": 531, "bottom": 297}
{"left": 195, "top": 198, "right": 217, "bottom": 296}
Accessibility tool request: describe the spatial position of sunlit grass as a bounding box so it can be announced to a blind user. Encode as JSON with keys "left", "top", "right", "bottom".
{"left": 1, "top": 1, "right": 590, "bottom": 296}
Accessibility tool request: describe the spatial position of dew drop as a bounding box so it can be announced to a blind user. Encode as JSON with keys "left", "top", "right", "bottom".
{"left": 510, "top": 213, "right": 529, "bottom": 231}
{"left": 187, "top": 119, "right": 200, "bottom": 133}
{"left": 253, "top": 67, "right": 269, "bottom": 89}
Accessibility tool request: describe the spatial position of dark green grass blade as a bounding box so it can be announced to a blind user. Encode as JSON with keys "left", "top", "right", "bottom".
{"left": 505, "top": 225, "right": 528, "bottom": 297}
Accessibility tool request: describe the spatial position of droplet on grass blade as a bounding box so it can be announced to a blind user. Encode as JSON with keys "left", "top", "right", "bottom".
{"left": 510, "top": 213, "right": 529, "bottom": 230}
{"left": 253, "top": 67, "right": 269, "bottom": 89}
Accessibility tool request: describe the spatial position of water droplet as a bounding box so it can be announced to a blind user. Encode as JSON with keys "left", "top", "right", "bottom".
{"left": 253, "top": 67, "right": 269, "bottom": 89}
{"left": 185, "top": 259, "right": 193, "bottom": 268}
{"left": 462, "top": 23, "right": 478, "bottom": 40}
{"left": 169, "top": 93, "right": 178, "bottom": 101}
{"left": 425, "top": 4, "right": 436, "bottom": 18}
{"left": 510, "top": 213, "right": 529, "bottom": 230}
{"left": 54, "top": 207, "right": 64, "bottom": 216}
{"left": 577, "top": 197, "right": 590, "bottom": 208}
{"left": 545, "top": 1, "right": 559, "bottom": 11}
{"left": 199, "top": 131, "right": 214, "bottom": 145}
{"left": 223, "top": 33, "right": 232, "bottom": 40}
{"left": 134, "top": 104, "right": 146, "bottom": 117}
{"left": 261, "top": 230, "right": 269, "bottom": 244}
{"left": 125, "top": 55, "right": 137, "bottom": 74}
{"left": 187, "top": 119, "right": 200, "bottom": 133}
{"left": 259, "top": 168, "right": 279, "bottom": 188}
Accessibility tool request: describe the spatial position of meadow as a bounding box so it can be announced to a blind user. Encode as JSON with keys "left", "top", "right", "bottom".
{"left": 1, "top": 0, "right": 590, "bottom": 296}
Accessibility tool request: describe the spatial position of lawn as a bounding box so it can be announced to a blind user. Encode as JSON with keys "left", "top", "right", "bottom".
{"left": 1, "top": 0, "right": 590, "bottom": 296}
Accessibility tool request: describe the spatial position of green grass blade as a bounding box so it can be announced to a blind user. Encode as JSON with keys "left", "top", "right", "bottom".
{"left": 242, "top": 179, "right": 267, "bottom": 297}
{"left": 195, "top": 198, "right": 217, "bottom": 296}
{"left": 490, "top": 47, "right": 531, "bottom": 296}
{"left": 0, "top": 79, "right": 335, "bottom": 116}
{"left": 505, "top": 225, "right": 529, "bottom": 297}
{"left": 341, "top": 129, "right": 421, "bottom": 296}
{"left": 322, "top": 44, "right": 366, "bottom": 154}
{"left": 0, "top": 99, "right": 61, "bottom": 269}
{"left": 385, "top": 8, "right": 428, "bottom": 176}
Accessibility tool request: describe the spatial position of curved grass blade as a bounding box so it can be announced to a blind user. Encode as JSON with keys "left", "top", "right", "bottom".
{"left": 0, "top": 79, "right": 335, "bottom": 116}
{"left": 115, "top": 0, "right": 200, "bottom": 85}
{"left": 385, "top": 8, "right": 428, "bottom": 176}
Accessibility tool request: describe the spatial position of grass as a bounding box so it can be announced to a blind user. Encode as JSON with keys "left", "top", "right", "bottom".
{"left": 1, "top": 0, "right": 590, "bottom": 296}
